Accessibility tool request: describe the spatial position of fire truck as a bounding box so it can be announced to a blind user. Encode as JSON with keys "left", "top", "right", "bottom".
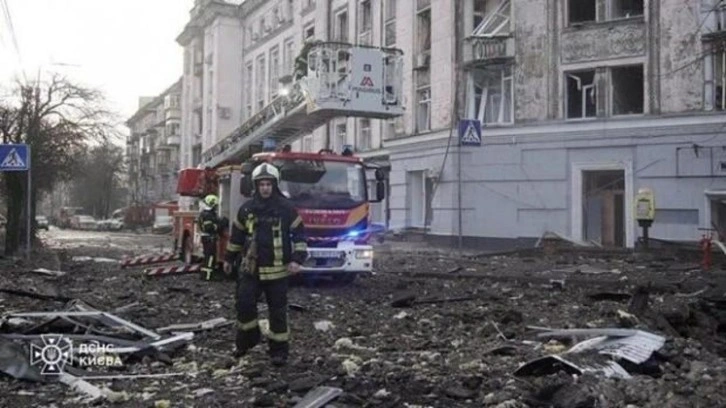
{"left": 164, "top": 42, "right": 404, "bottom": 282}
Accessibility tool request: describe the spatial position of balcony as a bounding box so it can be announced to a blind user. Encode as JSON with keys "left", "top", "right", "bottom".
{"left": 166, "top": 136, "right": 181, "bottom": 146}
{"left": 463, "top": 36, "right": 515, "bottom": 66}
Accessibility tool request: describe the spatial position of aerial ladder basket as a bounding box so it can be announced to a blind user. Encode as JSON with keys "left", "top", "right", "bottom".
{"left": 201, "top": 42, "right": 404, "bottom": 169}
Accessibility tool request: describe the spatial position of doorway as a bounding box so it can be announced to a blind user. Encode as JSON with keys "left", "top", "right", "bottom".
{"left": 582, "top": 170, "right": 625, "bottom": 247}
{"left": 406, "top": 170, "right": 434, "bottom": 228}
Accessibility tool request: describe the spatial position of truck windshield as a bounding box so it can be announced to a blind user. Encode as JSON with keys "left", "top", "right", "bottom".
{"left": 274, "top": 160, "right": 367, "bottom": 209}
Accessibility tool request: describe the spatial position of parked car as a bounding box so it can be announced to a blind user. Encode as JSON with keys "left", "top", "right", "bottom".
{"left": 72, "top": 215, "right": 97, "bottom": 230}
{"left": 35, "top": 215, "right": 49, "bottom": 230}
{"left": 96, "top": 218, "right": 124, "bottom": 231}
{"left": 152, "top": 215, "right": 174, "bottom": 235}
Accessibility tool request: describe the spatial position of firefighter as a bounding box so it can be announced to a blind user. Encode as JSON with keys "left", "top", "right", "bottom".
{"left": 223, "top": 163, "right": 308, "bottom": 366}
{"left": 293, "top": 39, "right": 323, "bottom": 81}
{"left": 198, "top": 194, "right": 221, "bottom": 281}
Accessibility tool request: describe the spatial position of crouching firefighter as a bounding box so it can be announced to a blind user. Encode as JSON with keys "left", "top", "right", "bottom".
{"left": 198, "top": 194, "right": 222, "bottom": 280}
{"left": 223, "top": 163, "right": 308, "bottom": 366}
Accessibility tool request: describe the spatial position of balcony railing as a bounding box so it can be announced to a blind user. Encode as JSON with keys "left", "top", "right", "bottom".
{"left": 462, "top": 36, "right": 515, "bottom": 66}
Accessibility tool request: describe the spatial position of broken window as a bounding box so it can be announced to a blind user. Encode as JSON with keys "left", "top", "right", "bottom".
{"left": 611, "top": 65, "right": 644, "bottom": 115}
{"left": 269, "top": 47, "right": 280, "bottom": 97}
{"left": 359, "top": 0, "right": 373, "bottom": 42}
{"left": 256, "top": 55, "right": 266, "bottom": 110}
{"left": 358, "top": 119, "right": 371, "bottom": 150}
{"left": 611, "top": 0, "right": 644, "bottom": 19}
{"left": 303, "top": 22, "right": 315, "bottom": 42}
{"left": 714, "top": 50, "right": 725, "bottom": 110}
{"left": 569, "top": 0, "right": 596, "bottom": 24}
{"left": 467, "top": 65, "right": 513, "bottom": 125}
{"left": 416, "top": 69, "right": 431, "bottom": 132}
{"left": 472, "top": 0, "right": 510, "bottom": 37}
{"left": 335, "top": 120, "right": 347, "bottom": 151}
{"left": 566, "top": 70, "right": 597, "bottom": 119}
{"left": 385, "top": 0, "right": 396, "bottom": 46}
{"left": 335, "top": 9, "right": 348, "bottom": 42}
{"left": 417, "top": 8, "right": 431, "bottom": 55}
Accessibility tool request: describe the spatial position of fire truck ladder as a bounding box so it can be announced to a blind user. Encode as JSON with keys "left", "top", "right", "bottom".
{"left": 201, "top": 42, "right": 404, "bottom": 168}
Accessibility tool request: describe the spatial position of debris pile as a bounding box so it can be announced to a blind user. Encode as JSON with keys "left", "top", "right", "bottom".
{"left": 1, "top": 231, "right": 726, "bottom": 406}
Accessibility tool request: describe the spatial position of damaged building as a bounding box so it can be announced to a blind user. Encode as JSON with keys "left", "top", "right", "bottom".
{"left": 386, "top": 0, "right": 726, "bottom": 249}
{"left": 171, "top": 0, "right": 726, "bottom": 248}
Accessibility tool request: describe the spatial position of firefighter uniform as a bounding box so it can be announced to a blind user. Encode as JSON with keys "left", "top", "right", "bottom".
{"left": 225, "top": 163, "right": 308, "bottom": 365}
{"left": 198, "top": 194, "right": 221, "bottom": 280}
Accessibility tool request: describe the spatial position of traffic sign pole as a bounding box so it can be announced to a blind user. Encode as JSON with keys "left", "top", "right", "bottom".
{"left": 0, "top": 144, "right": 31, "bottom": 259}
{"left": 26, "top": 146, "right": 31, "bottom": 260}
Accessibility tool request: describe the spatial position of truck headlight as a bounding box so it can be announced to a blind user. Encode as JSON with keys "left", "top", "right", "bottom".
{"left": 355, "top": 250, "right": 373, "bottom": 259}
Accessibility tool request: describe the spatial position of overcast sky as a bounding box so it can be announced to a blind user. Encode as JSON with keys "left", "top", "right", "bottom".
{"left": 0, "top": 0, "right": 193, "bottom": 134}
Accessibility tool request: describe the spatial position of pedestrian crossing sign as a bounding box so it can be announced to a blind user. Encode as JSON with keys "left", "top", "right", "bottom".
{"left": 458, "top": 120, "right": 482, "bottom": 146}
{"left": 0, "top": 144, "right": 29, "bottom": 171}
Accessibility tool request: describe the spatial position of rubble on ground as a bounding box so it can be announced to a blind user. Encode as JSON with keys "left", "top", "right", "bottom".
{"left": 0, "top": 231, "right": 725, "bottom": 407}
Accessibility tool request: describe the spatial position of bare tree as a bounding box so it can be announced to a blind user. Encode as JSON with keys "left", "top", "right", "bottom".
{"left": 69, "top": 142, "right": 126, "bottom": 219}
{"left": 0, "top": 73, "right": 118, "bottom": 255}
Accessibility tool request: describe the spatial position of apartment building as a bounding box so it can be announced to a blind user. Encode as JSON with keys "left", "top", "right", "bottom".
{"left": 125, "top": 79, "right": 183, "bottom": 205}
{"left": 174, "top": 0, "right": 726, "bottom": 248}
{"left": 383, "top": 0, "right": 726, "bottom": 249}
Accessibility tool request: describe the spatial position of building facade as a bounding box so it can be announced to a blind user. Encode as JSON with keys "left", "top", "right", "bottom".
{"left": 385, "top": 0, "right": 726, "bottom": 249}
{"left": 125, "top": 79, "right": 183, "bottom": 205}
{"left": 174, "top": 0, "right": 726, "bottom": 248}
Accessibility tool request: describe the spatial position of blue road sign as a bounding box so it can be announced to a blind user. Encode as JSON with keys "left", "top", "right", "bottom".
{"left": 459, "top": 120, "right": 482, "bottom": 146}
{"left": 0, "top": 144, "right": 29, "bottom": 171}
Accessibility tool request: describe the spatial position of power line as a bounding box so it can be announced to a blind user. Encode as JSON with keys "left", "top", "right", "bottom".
{"left": 0, "top": 0, "right": 27, "bottom": 82}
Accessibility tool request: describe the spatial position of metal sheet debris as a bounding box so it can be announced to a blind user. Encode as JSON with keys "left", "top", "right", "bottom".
{"left": 515, "top": 328, "right": 666, "bottom": 380}
{"left": 293, "top": 386, "right": 344, "bottom": 408}
{"left": 156, "top": 318, "right": 231, "bottom": 334}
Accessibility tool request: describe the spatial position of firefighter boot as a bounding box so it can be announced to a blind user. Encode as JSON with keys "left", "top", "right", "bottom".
{"left": 235, "top": 273, "right": 262, "bottom": 357}
{"left": 265, "top": 278, "right": 290, "bottom": 366}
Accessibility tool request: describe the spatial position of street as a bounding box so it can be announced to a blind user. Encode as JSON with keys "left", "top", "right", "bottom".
{"left": 1, "top": 229, "right": 726, "bottom": 407}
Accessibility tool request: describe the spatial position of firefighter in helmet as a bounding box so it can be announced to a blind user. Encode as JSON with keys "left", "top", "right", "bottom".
{"left": 198, "top": 194, "right": 221, "bottom": 280}
{"left": 223, "top": 163, "right": 308, "bottom": 366}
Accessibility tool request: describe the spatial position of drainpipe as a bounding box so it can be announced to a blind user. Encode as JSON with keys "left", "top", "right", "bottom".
{"left": 455, "top": 0, "right": 463, "bottom": 252}
{"left": 325, "top": 0, "right": 333, "bottom": 149}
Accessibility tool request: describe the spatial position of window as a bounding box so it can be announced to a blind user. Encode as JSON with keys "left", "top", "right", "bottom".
{"left": 245, "top": 62, "right": 253, "bottom": 117}
{"left": 611, "top": 0, "right": 643, "bottom": 19}
{"left": 303, "top": 136, "right": 312, "bottom": 152}
{"left": 284, "top": 38, "right": 295, "bottom": 76}
{"left": 304, "top": 22, "right": 315, "bottom": 42}
{"left": 384, "top": 0, "right": 396, "bottom": 46}
{"left": 566, "top": 70, "right": 597, "bottom": 119}
{"left": 286, "top": 0, "right": 294, "bottom": 21}
{"left": 270, "top": 47, "right": 280, "bottom": 97}
{"left": 714, "top": 49, "right": 726, "bottom": 110}
{"left": 472, "top": 0, "right": 511, "bottom": 37}
{"left": 335, "top": 9, "right": 349, "bottom": 42}
{"left": 416, "top": 69, "right": 431, "bottom": 132}
{"left": 467, "top": 65, "right": 513, "bottom": 125}
{"left": 611, "top": 65, "right": 644, "bottom": 115}
{"left": 358, "top": 119, "right": 371, "bottom": 150}
{"left": 569, "top": 0, "right": 595, "bottom": 24}
{"left": 335, "top": 120, "right": 347, "bottom": 151}
{"left": 417, "top": 9, "right": 431, "bottom": 55}
{"left": 359, "top": 0, "right": 372, "bottom": 45}
{"left": 256, "top": 55, "right": 266, "bottom": 110}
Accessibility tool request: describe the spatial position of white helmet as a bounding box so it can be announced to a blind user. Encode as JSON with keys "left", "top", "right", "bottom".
{"left": 251, "top": 163, "right": 280, "bottom": 184}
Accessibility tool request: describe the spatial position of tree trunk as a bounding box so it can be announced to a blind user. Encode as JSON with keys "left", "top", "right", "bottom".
{"left": 4, "top": 173, "right": 23, "bottom": 256}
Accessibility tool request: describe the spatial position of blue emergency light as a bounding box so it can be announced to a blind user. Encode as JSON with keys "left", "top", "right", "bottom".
{"left": 262, "top": 139, "right": 276, "bottom": 151}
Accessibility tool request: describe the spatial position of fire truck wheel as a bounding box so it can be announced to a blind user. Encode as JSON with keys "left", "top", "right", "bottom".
{"left": 180, "top": 235, "right": 193, "bottom": 264}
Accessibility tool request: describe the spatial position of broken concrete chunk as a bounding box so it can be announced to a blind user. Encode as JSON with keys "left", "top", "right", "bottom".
{"left": 314, "top": 320, "right": 334, "bottom": 332}
{"left": 292, "top": 386, "right": 343, "bottom": 408}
